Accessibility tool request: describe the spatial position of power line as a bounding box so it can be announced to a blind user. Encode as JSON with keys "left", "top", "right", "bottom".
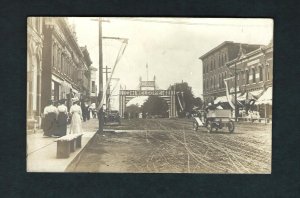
{"left": 106, "top": 18, "right": 270, "bottom": 28}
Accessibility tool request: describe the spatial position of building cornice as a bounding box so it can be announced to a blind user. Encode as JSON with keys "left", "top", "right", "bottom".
{"left": 199, "top": 41, "right": 234, "bottom": 60}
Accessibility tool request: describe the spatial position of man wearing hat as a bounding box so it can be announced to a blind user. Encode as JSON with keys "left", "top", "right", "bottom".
{"left": 53, "top": 99, "right": 68, "bottom": 137}
{"left": 41, "top": 99, "right": 58, "bottom": 137}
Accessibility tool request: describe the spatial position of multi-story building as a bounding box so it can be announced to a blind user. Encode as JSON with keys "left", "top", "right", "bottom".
{"left": 90, "top": 66, "right": 98, "bottom": 103}
{"left": 80, "top": 46, "right": 93, "bottom": 100}
{"left": 199, "top": 41, "right": 262, "bottom": 104}
{"left": 226, "top": 40, "right": 273, "bottom": 118}
{"left": 41, "top": 17, "right": 89, "bottom": 111}
{"left": 27, "top": 17, "right": 44, "bottom": 131}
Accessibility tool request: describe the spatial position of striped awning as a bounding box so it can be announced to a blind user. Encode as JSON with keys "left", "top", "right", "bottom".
{"left": 256, "top": 87, "right": 272, "bottom": 105}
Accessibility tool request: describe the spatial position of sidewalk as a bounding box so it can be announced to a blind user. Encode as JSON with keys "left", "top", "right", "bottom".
{"left": 27, "top": 119, "right": 98, "bottom": 172}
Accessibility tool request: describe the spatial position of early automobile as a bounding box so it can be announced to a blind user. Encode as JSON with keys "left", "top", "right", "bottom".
{"left": 104, "top": 110, "right": 121, "bottom": 125}
{"left": 193, "top": 109, "right": 235, "bottom": 133}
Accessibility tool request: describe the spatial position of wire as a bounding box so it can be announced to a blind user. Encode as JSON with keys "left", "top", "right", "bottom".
{"left": 98, "top": 41, "right": 128, "bottom": 109}
{"left": 108, "top": 18, "right": 270, "bottom": 28}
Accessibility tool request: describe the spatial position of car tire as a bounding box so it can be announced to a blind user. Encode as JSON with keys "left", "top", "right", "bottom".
{"left": 207, "top": 121, "right": 213, "bottom": 133}
{"left": 228, "top": 121, "right": 235, "bottom": 133}
{"left": 193, "top": 121, "right": 198, "bottom": 131}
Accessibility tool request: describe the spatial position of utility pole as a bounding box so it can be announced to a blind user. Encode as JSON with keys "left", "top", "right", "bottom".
{"left": 98, "top": 17, "right": 104, "bottom": 133}
{"left": 103, "top": 65, "right": 111, "bottom": 112}
{"left": 234, "top": 62, "right": 238, "bottom": 122}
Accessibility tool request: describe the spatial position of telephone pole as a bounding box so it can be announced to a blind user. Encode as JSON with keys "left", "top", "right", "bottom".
{"left": 98, "top": 17, "right": 104, "bottom": 132}
{"left": 90, "top": 17, "right": 110, "bottom": 133}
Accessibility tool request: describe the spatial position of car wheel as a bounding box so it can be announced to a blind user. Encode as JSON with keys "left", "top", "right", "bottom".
{"left": 228, "top": 121, "right": 235, "bottom": 133}
{"left": 207, "top": 121, "right": 213, "bottom": 133}
{"left": 193, "top": 121, "right": 198, "bottom": 131}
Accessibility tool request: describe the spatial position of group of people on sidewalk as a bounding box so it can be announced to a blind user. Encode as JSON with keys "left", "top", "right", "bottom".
{"left": 41, "top": 97, "right": 83, "bottom": 137}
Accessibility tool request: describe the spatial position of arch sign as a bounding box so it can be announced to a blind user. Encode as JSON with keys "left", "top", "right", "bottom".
{"left": 119, "top": 89, "right": 177, "bottom": 118}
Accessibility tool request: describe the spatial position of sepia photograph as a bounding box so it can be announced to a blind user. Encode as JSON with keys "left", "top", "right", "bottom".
{"left": 27, "top": 17, "right": 273, "bottom": 173}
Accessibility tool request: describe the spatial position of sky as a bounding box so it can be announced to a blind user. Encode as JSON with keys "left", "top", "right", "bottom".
{"left": 69, "top": 17, "right": 273, "bottom": 110}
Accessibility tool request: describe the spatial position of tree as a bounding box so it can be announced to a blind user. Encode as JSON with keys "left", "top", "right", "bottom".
{"left": 169, "top": 82, "right": 195, "bottom": 117}
{"left": 126, "top": 104, "right": 141, "bottom": 119}
{"left": 193, "top": 97, "right": 203, "bottom": 109}
{"left": 141, "top": 96, "right": 168, "bottom": 117}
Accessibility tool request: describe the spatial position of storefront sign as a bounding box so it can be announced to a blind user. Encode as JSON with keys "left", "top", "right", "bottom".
{"left": 120, "top": 90, "right": 174, "bottom": 96}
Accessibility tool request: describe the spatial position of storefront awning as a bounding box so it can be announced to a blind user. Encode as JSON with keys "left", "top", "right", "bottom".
{"left": 256, "top": 87, "right": 272, "bottom": 105}
{"left": 249, "top": 89, "right": 264, "bottom": 99}
{"left": 237, "top": 93, "right": 246, "bottom": 101}
{"left": 237, "top": 89, "right": 264, "bottom": 101}
{"left": 214, "top": 96, "right": 228, "bottom": 103}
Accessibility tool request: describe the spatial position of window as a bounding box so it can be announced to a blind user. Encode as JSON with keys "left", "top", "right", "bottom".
{"left": 57, "top": 48, "right": 60, "bottom": 69}
{"left": 246, "top": 70, "right": 249, "bottom": 84}
{"left": 213, "top": 76, "right": 215, "bottom": 89}
{"left": 61, "top": 54, "right": 64, "bottom": 73}
{"left": 259, "top": 67, "right": 263, "bottom": 81}
{"left": 92, "top": 81, "right": 96, "bottom": 93}
{"left": 52, "top": 44, "right": 55, "bottom": 67}
{"left": 207, "top": 79, "right": 209, "bottom": 90}
{"left": 221, "top": 74, "right": 224, "bottom": 88}
{"left": 252, "top": 68, "right": 256, "bottom": 83}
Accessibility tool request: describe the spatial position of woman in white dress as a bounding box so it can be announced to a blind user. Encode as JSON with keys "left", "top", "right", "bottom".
{"left": 69, "top": 98, "right": 83, "bottom": 134}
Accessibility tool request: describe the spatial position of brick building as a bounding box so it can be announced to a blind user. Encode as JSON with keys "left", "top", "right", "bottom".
{"left": 41, "top": 17, "right": 90, "bottom": 111}
{"left": 27, "top": 17, "right": 44, "bottom": 131}
{"left": 89, "top": 66, "right": 98, "bottom": 103}
{"left": 226, "top": 41, "right": 273, "bottom": 119}
{"left": 80, "top": 46, "right": 93, "bottom": 100}
{"left": 199, "top": 41, "right": 262, "bottom": 104}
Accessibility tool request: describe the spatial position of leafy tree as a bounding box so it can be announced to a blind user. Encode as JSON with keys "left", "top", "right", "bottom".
{"left": 169, "top": 82, "right": 195, "bottom": 117}
{"left": 193, "top": 97, "right": 203, "bottom": 109}
{"left": 168, "top": 82, "right": 205, "bottom": 117}
{"left": 141, "top": 96, "right": 168, "bottom": 117}
{"left": 126, "top": 104, "right": 141, "bottom": 119}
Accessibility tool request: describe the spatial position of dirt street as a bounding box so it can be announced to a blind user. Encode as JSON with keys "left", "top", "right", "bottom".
{"left": 67, "top": 118, "right": 271, "bottom": 173}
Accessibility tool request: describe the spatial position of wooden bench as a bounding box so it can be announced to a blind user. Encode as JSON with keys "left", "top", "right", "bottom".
{"left": 54, "top": 134, "right": 83, "bottom": 159}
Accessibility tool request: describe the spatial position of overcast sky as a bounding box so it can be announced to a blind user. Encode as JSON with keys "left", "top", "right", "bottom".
{"left": 69, "top": 17, "right": 273, "bottom": 110}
